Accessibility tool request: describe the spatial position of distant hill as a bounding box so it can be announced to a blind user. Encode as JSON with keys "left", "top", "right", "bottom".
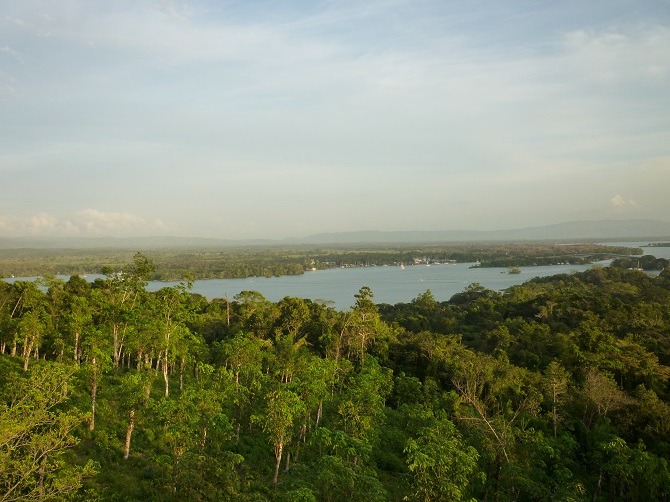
{"left": 293, "top": 219, "right": 670, "bottom": 244}
{"left": 1, "top": 219, "right": 669, "bottom": 249}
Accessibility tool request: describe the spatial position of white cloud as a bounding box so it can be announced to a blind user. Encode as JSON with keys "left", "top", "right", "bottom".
{"left": 0, "top": 210, "right": 170, "bottom": 237}
{"left": 0, "top": 45, "right": 24, "bottom": 64}
{"left": 0, "top": 213, "right": 64, "bottom": 235}
{"left": 73, "top": 209, "right": 145, "bottom": 234}
{"left": 610, "top": 194, "right": 637, "bottom": 208}
{"left": 561, "top": 26, "right": 670, "bottom": 86}
{"left": 160, "top": 0, "right": 191, "bottom": 20}
{"left": 72, "top": 209, "right": 172, "bottom": 235}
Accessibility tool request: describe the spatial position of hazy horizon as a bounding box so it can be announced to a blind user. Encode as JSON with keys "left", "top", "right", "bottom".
{"left": 1, "top": 218, "right": 670, "bottom": 245}
{"left": 2, "top": 1, "right": 669, "bottom": 240}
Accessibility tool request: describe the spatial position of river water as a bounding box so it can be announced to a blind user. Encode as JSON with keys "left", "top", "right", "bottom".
{"left": 152, "top": 260, "right": 613, "bottom": 309}
{"left": 4, "top": 241, "right": 667, "bottom": 310}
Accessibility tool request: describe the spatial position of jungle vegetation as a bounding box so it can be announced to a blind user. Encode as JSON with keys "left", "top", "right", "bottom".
{"left": 1, "top": 253, "right": 670, "bottom": 500}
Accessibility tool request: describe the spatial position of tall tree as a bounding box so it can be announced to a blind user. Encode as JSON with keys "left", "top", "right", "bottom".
{"left": 0, "top": 363, "right": 96, "bottom": 501}
{"left": 254, "top": 388, "right": 305, "bottom": 484}
{"left": 543, "top": 361, "right": 569, "bottom": 436}
{"left": 405, "top": 412, "right": 480, "bottom": 502}
{"left": 98, "top": 252, "right": 154, "bottom": 368}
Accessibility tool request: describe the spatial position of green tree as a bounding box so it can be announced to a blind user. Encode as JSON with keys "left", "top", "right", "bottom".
{"left": 7, "top": 282, "right": 48, "bottom": 372}
{"left": 117, "top": 371, "right": 152, "bottom": 460}
{"left": 215, "top": 332, "right": 269, "bottom": 441}
{"left": 233, "top": 290, "right": 278, "bottom": 338}
{"left": 80, "top": 324, "right": 112, "bottom": 431}
{"left": 543, "top": 361, "right": 569, "bottom": 436}
{"left": 0, "top": 362, "right": 96, "bottom": 501}
{"left": 341, "top": 287, "right": 391, "bottom": 364}
{"left": 17, "top": 310, "right": 46, "bottom": 373}
{"left": 254, "top": 388, "right": 305, "bottom": 484}
{"left": 97, "top": 252, "right": 154, "bottom": 368}
{"left": 338, "top": 358, "right": 392, "bottom": 448}
{"left": 405, "top": 412, "right": 480, "bottom": 501}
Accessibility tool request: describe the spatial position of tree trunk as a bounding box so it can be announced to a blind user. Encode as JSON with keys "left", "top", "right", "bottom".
{"left": 74, "top": 331, "right": 80, "bottom": 364}
{"left": 23, "top": 337, "right": 34, "bottom": 372}
{"left": 272, "top": 441, "right": 283, "bottom": 484}
{"left": 592, "top": 468, "right": 603, "bottom": 502}
{"left": 360, "top": 332, "right": 366, "bottom": 364}
{"left": 163, "top": 353, "right": 170, "bottom": 398}
{"left": 552, "top": 384, "right": 558, "bottom": 437}
{"left": 144, "top": 380, "right": 152, "bottom": 407}
{"left": 113, "top": 325, "right": 120, "bottom": 368}
{"left": 124, "top": 409, "right": 135, "bottom": 459}
{"left": 201, "top": 426, "right": 208, "bottom": 451}
{"left": 90, "top": 359, "right": 98, "bottom": 431}
{"left": 179, "top": 356, "right": 185, "bottom": 392}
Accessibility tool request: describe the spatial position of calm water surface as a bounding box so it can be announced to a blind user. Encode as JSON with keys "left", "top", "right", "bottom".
{"left": 605, "top": 241, "right": 670, "bottom": 260}
{"left": 147, "top": 261, "right": 613, "bottom": 309}
{"left": 5, "top": 241, "right": 667, "bottom": 310}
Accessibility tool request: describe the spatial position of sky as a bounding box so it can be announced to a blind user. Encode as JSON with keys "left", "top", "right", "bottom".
{"left": 1, "top": 0, "right": 669, "bottom": 239}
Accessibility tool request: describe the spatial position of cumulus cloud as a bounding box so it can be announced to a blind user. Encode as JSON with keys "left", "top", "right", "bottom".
{"left": 607, "top": 194, "right": 647, "bottom": 217}
{"left": 0, "top": 213, "right": 63, "bottom": 235}
{"left": 610, "top": 194, "right": 637, "bottom": 208}
{"left": 0, "top": 210, "right": 170, "bottom": 237}
{"left": 73, "top": 209, "right": 146, "bottom": 234}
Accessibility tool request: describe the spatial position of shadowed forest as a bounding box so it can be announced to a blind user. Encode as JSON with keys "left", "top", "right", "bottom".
{"left": 2, "top": 253, "right": 670, "bottom": 501}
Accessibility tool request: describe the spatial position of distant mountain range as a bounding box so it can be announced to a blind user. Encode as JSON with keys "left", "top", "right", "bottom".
{"left": 1, "top": 219, "right": 669, "bottom": 249}
{"left": 294, "top": 219, "right": 670, "bottom": 244}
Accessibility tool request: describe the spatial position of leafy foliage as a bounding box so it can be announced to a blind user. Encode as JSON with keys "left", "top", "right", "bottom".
{"left": 0, "top": 255, "right": 669, "bottom": 500}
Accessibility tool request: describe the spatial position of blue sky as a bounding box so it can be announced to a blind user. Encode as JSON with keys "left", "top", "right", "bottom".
{"left": 1, "top": 0, "right": 669, "bottom": 239}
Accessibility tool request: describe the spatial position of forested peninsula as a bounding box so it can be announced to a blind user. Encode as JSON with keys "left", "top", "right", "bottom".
{"left": 2, "top": 253, "right": 670, "bottom": 501}
{"left": 0, "top": 242, "right": 643, "bottom": 280}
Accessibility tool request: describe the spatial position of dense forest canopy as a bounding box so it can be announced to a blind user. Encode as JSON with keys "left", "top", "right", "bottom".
{"left": 1, "top": 253, "right": 670, "bottom": 500}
